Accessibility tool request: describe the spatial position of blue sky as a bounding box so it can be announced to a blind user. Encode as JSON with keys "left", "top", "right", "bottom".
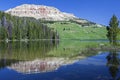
{"left": 0, "top": 0, "right": 120, "bottom": 25}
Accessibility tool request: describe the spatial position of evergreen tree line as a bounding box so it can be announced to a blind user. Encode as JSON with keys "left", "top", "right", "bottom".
{"left": 0, "top": 11, "right": 59, "bottom": 41}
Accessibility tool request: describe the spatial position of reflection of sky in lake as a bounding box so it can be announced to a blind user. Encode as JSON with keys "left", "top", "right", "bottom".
{"left": 0, "top": 52, "right": 120, "bottom": 80}
{"left": 75, "top": 52, "right": 108, "bottom": 66}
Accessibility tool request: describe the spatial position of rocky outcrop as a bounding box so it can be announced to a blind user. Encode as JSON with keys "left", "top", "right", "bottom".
{"left": 5, "top": 4, "right": 77, "bottom": 21}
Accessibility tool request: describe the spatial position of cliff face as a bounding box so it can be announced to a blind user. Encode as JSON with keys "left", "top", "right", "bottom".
{"left": 5, "top": 4, "right": 103, "bottom": 27}
{"left": 5, "top": 4, "right": 77, "bottom": 21}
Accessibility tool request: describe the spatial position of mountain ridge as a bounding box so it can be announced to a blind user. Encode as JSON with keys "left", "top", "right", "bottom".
{"left": 5, "top": 4, "right": 77, "bottom": 21}
{"left": 5, "top": 4, "right": 103, "bottom": 27}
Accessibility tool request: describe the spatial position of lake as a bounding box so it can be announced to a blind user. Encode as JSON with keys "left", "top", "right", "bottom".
{"left": 0, "top": 40, "right": 120, "bottom": 80}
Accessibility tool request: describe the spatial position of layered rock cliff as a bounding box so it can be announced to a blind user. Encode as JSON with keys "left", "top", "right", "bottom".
{"left": 5, "top": 4, "right": 77, "bottom": 21}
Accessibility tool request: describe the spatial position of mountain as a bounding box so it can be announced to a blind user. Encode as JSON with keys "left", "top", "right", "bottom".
{"left": 5, "top": 4, "right": 103, "bottom": 27}
{"left": 5, "top": 4, "right": 77, "bottom": 21}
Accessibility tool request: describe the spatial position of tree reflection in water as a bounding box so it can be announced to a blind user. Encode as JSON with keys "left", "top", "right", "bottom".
{"left": 0, "top": 40, "right": 59, "bottom": 69}
{"left": 106, "top": 50, "right": 120, "bottom": 80}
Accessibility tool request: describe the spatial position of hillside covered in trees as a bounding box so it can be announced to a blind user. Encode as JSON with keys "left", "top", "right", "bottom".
{"left": 0, "top": 11, "right": 59, "bottom": 41}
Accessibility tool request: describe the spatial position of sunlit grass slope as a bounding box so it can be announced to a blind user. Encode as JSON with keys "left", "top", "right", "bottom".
{"left": 48, "top": 22, "right": 107, "bottom": 39}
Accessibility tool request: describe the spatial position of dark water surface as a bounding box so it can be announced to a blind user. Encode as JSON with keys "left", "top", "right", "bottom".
{"left": 0, "top": 41, "right": 120, "bottom": 80}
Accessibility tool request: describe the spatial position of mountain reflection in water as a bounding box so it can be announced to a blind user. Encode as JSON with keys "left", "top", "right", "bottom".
{"left": 8, "top": 58, "right": 76, "bottom": 74}
{"left": 0, "top": 41, "right": 120, "bottom": 80}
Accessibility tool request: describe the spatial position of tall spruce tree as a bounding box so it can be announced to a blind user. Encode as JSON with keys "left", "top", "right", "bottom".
{"left": 7, "top": 21, "right": 13, "bottom": 40}
{"left": 106, "top": 15, "right": 119, "bottom": 45}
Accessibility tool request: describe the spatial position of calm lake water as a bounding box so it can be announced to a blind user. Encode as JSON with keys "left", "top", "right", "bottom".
{"left": 0, "top": 40, "right": 120, "bottom": 80}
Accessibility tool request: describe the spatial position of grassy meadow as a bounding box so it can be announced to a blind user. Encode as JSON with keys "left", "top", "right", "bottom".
{"left": 48, "top": 22, "right": 107, "bottom": 40}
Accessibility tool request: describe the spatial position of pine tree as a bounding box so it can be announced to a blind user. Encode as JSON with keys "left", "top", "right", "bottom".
{"left": 0, "top": 19, "right": 2, "bottom": 27}
{"left": 106, "top": 15, "right": 119, "bottom": 45}
{"left": 1, "top": 16, "right": 7, "bottom": 27}
{"left": 7, "top": 20, "right": 13, "bottom": 40}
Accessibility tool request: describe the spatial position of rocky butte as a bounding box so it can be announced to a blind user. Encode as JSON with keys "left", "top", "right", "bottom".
{"left": 5, "top": 4, "right": 103, "bottom": 27}
{"left": 5, "top": 4, "right": 77, "bottom": 21}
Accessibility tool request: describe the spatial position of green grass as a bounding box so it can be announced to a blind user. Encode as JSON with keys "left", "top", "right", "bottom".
{"left": 48, "top": 22, "right": 107, "bottom": 39}
{"left": 46, "top": 22, "right": 109, "bottom": 58}
{"left": 0, "top": 22, "right": 110, "bottom": 61}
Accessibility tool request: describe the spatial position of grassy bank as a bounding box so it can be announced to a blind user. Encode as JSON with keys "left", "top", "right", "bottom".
{"left": 48, "top": 22, "right": 107, "bottom": 39}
